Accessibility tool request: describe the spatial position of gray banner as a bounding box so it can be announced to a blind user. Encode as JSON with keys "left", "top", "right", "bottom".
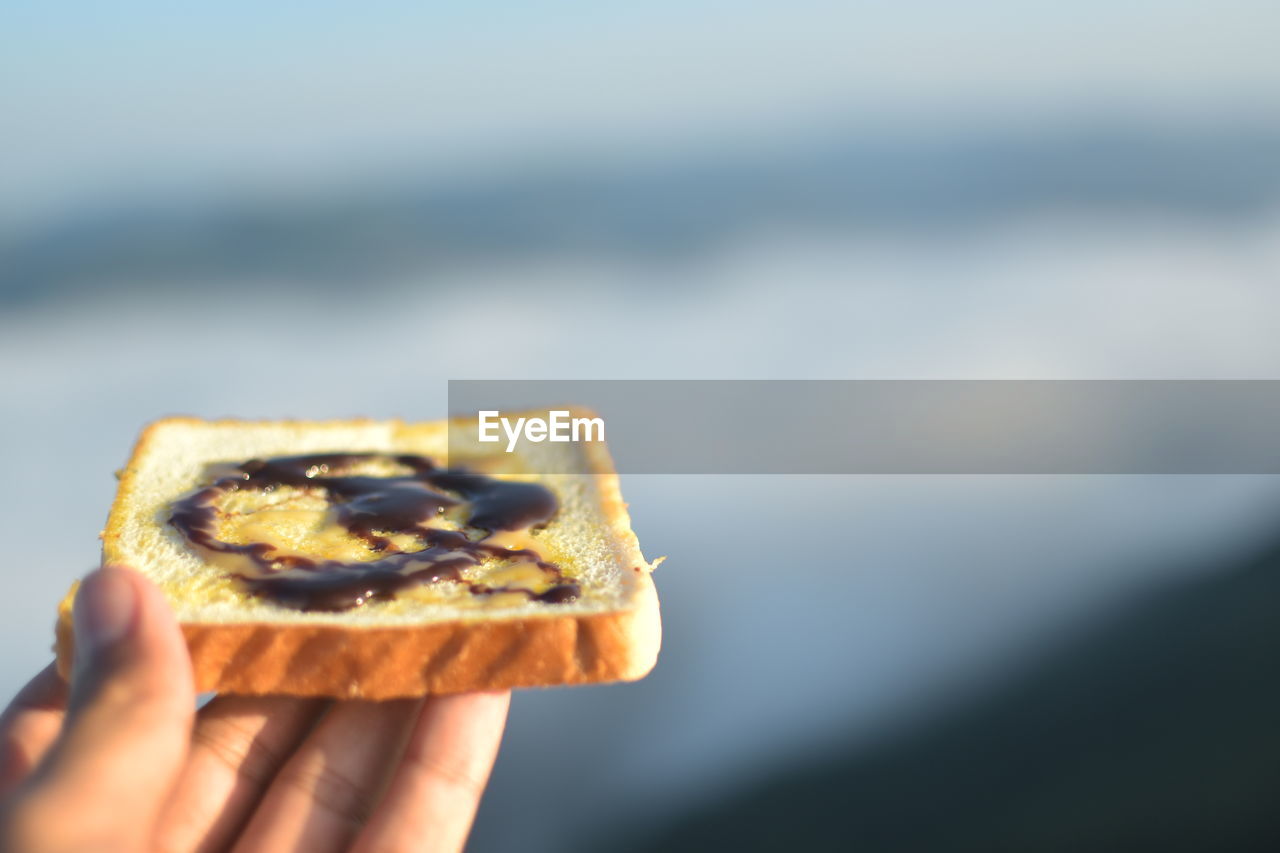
{"left": 446, "top": 380, "right": 1280, "bottom": 474}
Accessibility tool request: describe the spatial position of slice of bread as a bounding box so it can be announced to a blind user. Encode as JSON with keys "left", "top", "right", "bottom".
{"left": 55, "top": 416, "right": 661, "bottom": 699}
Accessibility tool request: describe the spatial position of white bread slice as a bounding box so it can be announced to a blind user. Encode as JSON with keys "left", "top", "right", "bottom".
{"left": 55, "top": 416, "right": 661, "bottom": 699}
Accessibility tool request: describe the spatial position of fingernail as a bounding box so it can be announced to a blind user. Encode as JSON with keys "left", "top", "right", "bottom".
{"left": 73, "top": 567, "right": 138, "bottom": 664}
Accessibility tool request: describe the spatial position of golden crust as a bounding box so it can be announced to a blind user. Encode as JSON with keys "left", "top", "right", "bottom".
{"left": 56, "top": 574, "right": 659, "bottom": 698}
{"left": 56, "top": 415, "right": 661, "bottom": 698}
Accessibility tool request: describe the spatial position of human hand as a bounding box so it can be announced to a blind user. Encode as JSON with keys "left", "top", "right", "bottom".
{"left": 0, "top": 566, "right": 510, "bottom": 852}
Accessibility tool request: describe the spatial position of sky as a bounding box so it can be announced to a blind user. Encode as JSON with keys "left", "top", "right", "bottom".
{"left": 3, "top": 0, "right": 1279, "bottom": 224}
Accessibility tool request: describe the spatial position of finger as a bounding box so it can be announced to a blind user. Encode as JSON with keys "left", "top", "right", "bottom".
{"left": 0, "top": 664, "right": 68, "bottom": 796}
{"left": 5, "top": 566, "right": 195, "bottom": 852}
{"left": 353, "top": 691, "right": 510, "bottom": 853}
{"left": 231, "top": 698, "right": 422, "bottom": 853}
{"left": 154, "top": 695, "right": 327, "bottom": 853}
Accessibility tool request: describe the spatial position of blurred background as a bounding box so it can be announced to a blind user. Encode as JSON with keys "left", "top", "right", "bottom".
{"left": 4, "top": 1, "right": 1280, "bottom": 850}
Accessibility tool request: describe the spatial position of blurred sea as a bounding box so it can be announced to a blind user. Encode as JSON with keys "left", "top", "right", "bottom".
{"left": 3, "top": 123, "right": 1280, "bottom": 851}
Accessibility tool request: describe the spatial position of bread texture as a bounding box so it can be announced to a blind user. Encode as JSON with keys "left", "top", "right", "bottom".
{"left": 55, "top": 416, "right": 661, "bottom": 699}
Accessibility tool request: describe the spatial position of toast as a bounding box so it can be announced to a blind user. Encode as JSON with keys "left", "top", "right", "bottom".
{"left": 55, "top": 416, "right": 661, "bottom": 699}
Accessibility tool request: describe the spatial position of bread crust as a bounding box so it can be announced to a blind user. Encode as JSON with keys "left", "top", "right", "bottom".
{"left": 57, "top": 575, "right": 659, "bottom": 698}
{"left": 56, "top": 415, "right": 661, "bottom": 699}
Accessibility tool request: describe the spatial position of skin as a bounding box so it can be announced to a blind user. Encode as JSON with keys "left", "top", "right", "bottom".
{"left": 0, "top": 566, "right": 510, "bottom": 852}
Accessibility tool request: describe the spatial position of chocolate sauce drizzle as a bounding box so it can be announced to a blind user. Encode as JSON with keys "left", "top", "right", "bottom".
{"left": 169, "top": 452, "right": 579, "bottom": 611}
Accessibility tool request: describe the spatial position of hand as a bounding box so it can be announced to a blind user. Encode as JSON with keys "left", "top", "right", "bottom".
{"left": 0, "top": 566, "right": 510, "bottom": 852}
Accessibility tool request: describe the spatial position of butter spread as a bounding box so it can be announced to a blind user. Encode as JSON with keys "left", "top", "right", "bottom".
{"left": 168, "top": 452, "right": 579, "bottom": 611}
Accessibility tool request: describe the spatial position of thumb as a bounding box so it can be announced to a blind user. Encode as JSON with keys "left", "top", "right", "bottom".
{"left": 7, "top": 566, "right": 195, "bottom": 851}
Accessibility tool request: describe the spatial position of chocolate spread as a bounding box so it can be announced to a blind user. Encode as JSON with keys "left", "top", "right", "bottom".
{"left": 169, "top": 453, "right": 579, "bottom": 611}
